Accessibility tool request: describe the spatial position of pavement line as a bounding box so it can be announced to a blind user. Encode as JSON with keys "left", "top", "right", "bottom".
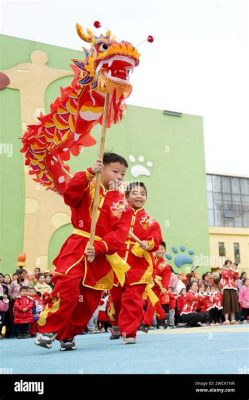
{"left": 220, "top": 347, "right": 249, "bottom": 352}
{"left": 139, "top": 327, "right": 249, "bottom": 335}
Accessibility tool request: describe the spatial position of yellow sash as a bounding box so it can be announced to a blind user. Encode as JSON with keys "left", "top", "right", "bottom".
{"left": 131, "top": 242, "right": 154, "bottom": 283}
{"left": 154, "top": 275, "right": 162, "bottom": 288}
{"left": 145, "top": 283, "right": 159, "bottom": 307}
{"left": 131, "top": 243, "right": 157, "bottom": 304}
{"left": 73, "top": 229, "right": 130, "bottom": 286}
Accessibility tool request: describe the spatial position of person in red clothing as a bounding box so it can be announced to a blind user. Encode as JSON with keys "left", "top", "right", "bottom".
{"left": 109, "top": 182, "right": 163, "bottom": 344}
{"left": 28, "top": 287, "right": 44, "bottom": 337}
{"left": 207, "top": 286, "right": 223, "bottom": 325}
{"left": 220, "top": 260, "right": 239, "bottom": 325}
{"left": 181, "top": 281, "right": 207, "bottom": 327}
{"left": 35, "top": 153, "right": 131, "bottom": 351}
{"left": 139, "top": 241, "right": 171, "bottom": 332}
{"left": 168, "top": 287, "right": 178, "bottom": 328}
{"left": 0, "top": 294, "right": 9, "bottom": 339}
{"left": 14, "top": 286, "right": 34, "bottom": 339}
{"left": 176, "top": 287, "right": 186, "bottom": 325}
{"left": 97, "top": 291, "right": 111, "bottom": 332}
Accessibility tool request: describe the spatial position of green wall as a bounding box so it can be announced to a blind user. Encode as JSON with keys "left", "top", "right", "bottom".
{"left": 0, "top": 35, "right": 210, "bottom": 275}
{"left": 0, "top": 35, "right": 80, "bottom": 274}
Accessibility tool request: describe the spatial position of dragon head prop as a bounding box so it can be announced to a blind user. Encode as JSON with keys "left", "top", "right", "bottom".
{"left": 74, "top": 23, "right": 140, "bottom": 99}
{"left": 21, "top": 23, "right": 142, "bottom": 193}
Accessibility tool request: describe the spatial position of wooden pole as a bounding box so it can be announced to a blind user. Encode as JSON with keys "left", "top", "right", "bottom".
{"left": 61, "top": 165, "right": 73, "bottom": 179}
{"left": 88, "top": 92, "right": 110, "bottom": 253}
{"left": 129, "top": 230, "right": 143, "bottom": 246}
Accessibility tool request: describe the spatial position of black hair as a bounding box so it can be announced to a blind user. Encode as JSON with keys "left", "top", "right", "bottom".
{"left": 125, "top": 182, "right": 147, "bottom": 197}
{"left": 224, "top": 260, "right": 233, "bottom": 266}
{"left": 16, "top": 268, "right": 26, "bottom": 275}
{"left": 20, "top": 286, "right": 29, "bottom": 292}
{"left": 103, "top": 152, "right": 128, "bottom": 167}
{"left": 160, "top": 241, "right": 166, "bottom": 249}
{"left": 202, "top": 272, "right": 210, "bottom": 281}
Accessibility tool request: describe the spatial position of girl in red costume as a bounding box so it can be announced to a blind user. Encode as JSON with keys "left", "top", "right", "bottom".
{"left": 109, "top": 182, "right": 163, "bottom": 344}
{"left": 35, "top": 153, "right": 131, "bottom": 351}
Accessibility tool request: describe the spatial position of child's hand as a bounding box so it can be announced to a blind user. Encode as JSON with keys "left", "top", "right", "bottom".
{"left": 23, "top": 308, "right": 27, "bottom": 312}
{"left": 92, "top": 160, "right": 104, "bottom": 174}
{"left": 85, "top": 245, "right": 95, "bottom": 263}
{"left": 140, "top": 241, "right": 149, "bottom": 250}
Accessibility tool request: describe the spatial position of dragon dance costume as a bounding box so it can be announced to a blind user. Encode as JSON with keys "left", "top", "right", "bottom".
{"left": 38, "top": 168, "right": 131, "bottom": 340}
{"left": 20, "top": 23, "right": 141, "bottom": 342}
{"left": 110, "top": 207, "right": 162, "bottom": 339}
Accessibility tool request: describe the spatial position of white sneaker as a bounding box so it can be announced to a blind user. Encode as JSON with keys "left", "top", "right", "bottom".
{"left": 122, "top": 336, "right": 136, "bottom": 345}
{"left": 60, "top": 337, "right": 76, "bottom": 351}
{"left": 34, "top": 333, "right": 56, "bottom": 349}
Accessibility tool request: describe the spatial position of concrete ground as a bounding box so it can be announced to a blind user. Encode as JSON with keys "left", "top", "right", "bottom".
{"left": 0, "top": 324, "right": 248, "bottom": 374}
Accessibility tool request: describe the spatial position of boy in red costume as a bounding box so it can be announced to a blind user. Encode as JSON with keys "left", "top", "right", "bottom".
{"left": 35, "top": 153, "right": 131, "bottom": 351}
{"left": 109, "top": 182, "right": 163, "bottom": 344}
{"left": 139, "top": 241, "right": 171, "bottom": 332}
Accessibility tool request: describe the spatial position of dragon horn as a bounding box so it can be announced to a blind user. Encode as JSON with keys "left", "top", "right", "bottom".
{"left": 76, "top": 23, "right": 95, "bottom": 43}
{"left": 105, "top": 29, "right": 112, "bottom": 38}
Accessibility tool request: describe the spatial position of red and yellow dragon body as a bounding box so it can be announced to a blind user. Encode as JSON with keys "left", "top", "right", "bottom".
{"left": 21, "top": 24, "right": 140, "bottom": 194}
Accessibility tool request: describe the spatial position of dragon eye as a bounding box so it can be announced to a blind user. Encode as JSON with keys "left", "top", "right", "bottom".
{"left": 99, "top": 43, "right": 109, "bottom": 51}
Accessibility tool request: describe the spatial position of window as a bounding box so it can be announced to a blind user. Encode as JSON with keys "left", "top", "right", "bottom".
{"left": 215, "top": 210, "right": 224, "bottom": 226}
{"left": 223, "top": 193, "right": 232, "bottom": 210}
{"left": 213, "top": 176, "right": 221, "bottom": 192}
{"left": 234, "top": 215, "right": 243, "bottom": 227}
{"left": 242, "top": 212, "right": 249, "bottom": 227}
{"left": 224, "top": 210, "right": 234, "bottom": 218}
{"left": 231, "top": 178, "right": 240, "bottom": 194}
{"left": 208, "top": 209, "right": 214, "bottom": 226}
{"left": 232, "top": 194, "right": 241, "bottom": 209}
{"left": 207, "top": 175, "right": 213, "bottom": 191}
{"left": 207, "top": 192, "right": 214, "bottom": 208}
{"left": 222, "top": 176, "right": 231, "bottom": 193}
{"left": 207, "top": 175, "right": 249, "bottom": 228}
{"left": 234, "top": 243, "right": 240, "bottom": 264}
{"left": 240, "top": 179, "right": 249, "bottom": 195}
{"left": 224, "top": 218, "right": 234, "bottom": 227}
{"left": 213, "top": 192, "right": 222, "bottom": 210}
{"left": 219, "top": 242, "right": 226, "bottom": 257}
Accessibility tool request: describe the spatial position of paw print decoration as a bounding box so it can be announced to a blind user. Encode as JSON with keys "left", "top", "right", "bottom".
{"left": 166, "top": 245, "right": 194, "bottom": 268}
{"left": 128, "top": 155, "right": 153, "bottom": 178}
